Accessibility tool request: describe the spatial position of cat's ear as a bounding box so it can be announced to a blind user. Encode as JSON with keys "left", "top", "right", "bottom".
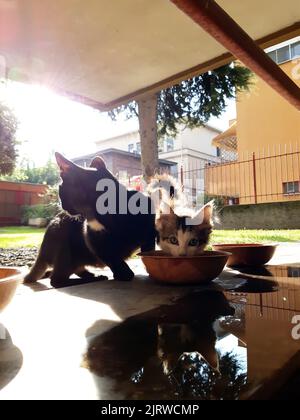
{"left": 192, "top": 201, "right": 214, "bottom": 226}
{"left": 90, "top": 156, "right": 106, "bottom": 170}
{"left": 55, "top": 152, "right": 77, "bottom": 175}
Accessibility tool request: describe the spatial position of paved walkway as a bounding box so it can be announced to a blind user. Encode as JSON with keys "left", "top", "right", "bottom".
{"left": 1, "top": 242, "right": 300, "bottom": 400}
{"left": 16, "top": 242, "right": 300, "bottom": 296}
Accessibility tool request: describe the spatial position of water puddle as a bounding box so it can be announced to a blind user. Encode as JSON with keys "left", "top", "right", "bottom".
{"left": 216, "top": 264, "right": 300, "bottom": 294}
{"left": 223, "top": 277, "right": 279, "bottom": 294}
{"left": 0, "top": 324, "right": 23, "bottom": 391}
{"left": 236, "top": 265, "right": 300, "bottom": 279}
{"left": 83, "top": 291, "right": 249, "bottom": 400}
{"left": 214, "top": 268, "right": 279, "bottom": 294}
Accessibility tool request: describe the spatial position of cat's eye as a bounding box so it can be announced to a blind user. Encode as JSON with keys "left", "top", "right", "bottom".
{"left": 169, "top": 236, "right": 179, "bottom": 245}
{"left": 189, "top": 238, "right": 199, "bottom": 247}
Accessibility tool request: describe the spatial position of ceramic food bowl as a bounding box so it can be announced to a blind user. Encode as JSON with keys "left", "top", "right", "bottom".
{"left": 0, "top": 267, "right": 24, "bottom": 312}
{"left": 212, "top": 243, "right": 278, "bottom": 267}
{"left": 139, "top": 251, "right": 231, "bottom": 284}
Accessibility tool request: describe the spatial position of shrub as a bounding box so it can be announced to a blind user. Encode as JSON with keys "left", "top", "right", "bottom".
{"left": 22, "top": 185, "right": 61, "bottom": 225}
{"left": 22, "top": 202, "right": 60, "bottom": 224}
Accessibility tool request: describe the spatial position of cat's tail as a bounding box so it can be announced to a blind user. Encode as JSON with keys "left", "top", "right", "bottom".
{"left": 147, "top": 174, "right": 186, "bottom": 210}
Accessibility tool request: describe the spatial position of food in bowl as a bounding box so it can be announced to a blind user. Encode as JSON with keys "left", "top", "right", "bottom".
{"left": 0, "top": 267, "right": 24, "bottom": 312}
{"left": 212, "top": 243, "right": 278, "bottom": 267}
{"left": 138, "top": 250, "right": 231, "bottom": 284}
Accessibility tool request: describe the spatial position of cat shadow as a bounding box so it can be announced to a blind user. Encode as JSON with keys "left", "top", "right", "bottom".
{"left": 81, "top": 290, "right": 247, "bottom": 400}
{"left": 0, "top": 323, "right": 23, "bottom": 391}
{"left": 23, "top": 281, "right": 51, "bottom": 292}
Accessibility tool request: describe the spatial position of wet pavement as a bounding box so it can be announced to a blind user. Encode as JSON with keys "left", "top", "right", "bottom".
{"left": 1, "top": 245, "right": 300, "bottom": 400}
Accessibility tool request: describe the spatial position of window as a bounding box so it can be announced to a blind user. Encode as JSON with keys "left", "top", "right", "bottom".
{"left": 267, "top": 40, "right": 300, "bottom": 64}
{"left": 128, "top": 144, "right": 134, "bottom": 153}
{"left": 165, "top": 138, "right": 174, "bottom": 152}
{"left": 288, "top": 267, "right": 300, "bottom": 278}
{"left": 291, "top": 41, "right": 300, "bottom": 59}
{"left": 136, "top": 142, "right": 141, "bottom": 154}
{"left": 277, "top": 45, "right": 290, "bottom": 64}
{"left": 268, "top": 50, "right": 277, "bottom": 62}
{"left": 158, "top": 141, "right": 164, "bottom": 153}
{"left": 283, "top": 181, "right": 300, "bottom": 195}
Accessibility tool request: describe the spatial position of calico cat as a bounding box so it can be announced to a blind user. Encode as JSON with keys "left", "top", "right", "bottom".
{"left": 24, "top": 153, "right": 156, "bottom": 288}
{"left": 155, "top": 202, "right": 213, "bottom": 256}
{"left": 149, "top": 176, "right": 214, "bottom": 256}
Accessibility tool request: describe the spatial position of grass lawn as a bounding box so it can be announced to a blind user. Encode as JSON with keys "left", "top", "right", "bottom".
{"left": 0, "top": 226, "right": 300, "bottom": 249}
{"left": 0, "top": 226, "right": 46, "bottom": 248}
{"left": 211, "top": 230, "right": 300, "bottom": 244}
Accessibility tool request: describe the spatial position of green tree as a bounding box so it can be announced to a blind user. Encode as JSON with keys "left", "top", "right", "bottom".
{"left": 2, "top": 158, "right": 60, "bottom": 186}
{"left": 109, "top": 64, "right": 252, "bottom": 138}
{"left": 0, "top": 102, "right": 18, "bottom": 175}
{"left": 109, "top": 63, "right": 252, "bottom": 180}
{"left": 23, "top": 159, "right": 60, "bottom": 185}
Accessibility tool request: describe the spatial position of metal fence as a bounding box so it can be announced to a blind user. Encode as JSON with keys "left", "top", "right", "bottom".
{"left": 177, "top": 148, "right": 300, "bottom": 206}
{"left": 116, "top": 146, "right": 300, "bottom": 207}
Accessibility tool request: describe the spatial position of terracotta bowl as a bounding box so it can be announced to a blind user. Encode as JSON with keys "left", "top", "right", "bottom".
{"left": 212, "top": 244, "right": 278, "bottom": 267}
{"left": 138, "top": 251, "right": 231, "bottom": 285}
{"left": 0, "top": 267, "right": 24, "bottom": 312}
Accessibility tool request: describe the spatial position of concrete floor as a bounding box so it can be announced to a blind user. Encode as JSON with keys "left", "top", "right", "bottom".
{"left": 1, "top": 243, "right": 300, "bottom": 400}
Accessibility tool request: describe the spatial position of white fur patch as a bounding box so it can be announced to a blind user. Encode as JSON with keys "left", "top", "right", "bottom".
{"left": 88, "top": 219, "right": 105, "bottom": 232}
{"left": 159, "top": 229, "right": 196, "bottom": 257}
{"left": 177, "top": 229, "right": 192, "bottom": 256}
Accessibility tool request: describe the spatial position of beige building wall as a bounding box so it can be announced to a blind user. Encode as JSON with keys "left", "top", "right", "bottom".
{"left": 95, "top": 125, "right": 220, "bottom": 157}
{"left": 93, "top": 125, "right": 220, "bottom": 204}
{"left": 175, "top": 125, "right": 220, "bottom": 156}
{"left": 95, "top": 131, "right": 140, "bottom": 152}
{"left": 206, "top": 57, "right": 300, "bottom": 204}
{"left": 236, "top": 60, "right": 300, "bottom": 157}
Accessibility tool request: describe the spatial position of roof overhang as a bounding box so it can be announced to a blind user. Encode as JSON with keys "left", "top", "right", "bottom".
{"left": 0, "top": 0, "right": 299, "bottom": 111}
{"left": 212, "top": 122, "right": 237, "bottom": 152}
{"left": 73, "top": 148, "right": 177, "bottom": 166}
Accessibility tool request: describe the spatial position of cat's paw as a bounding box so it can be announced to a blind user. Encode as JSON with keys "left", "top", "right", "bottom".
{"left": 113, "top": 267, "right": 135, "bottom": 282}
{"left": 23, "top": 273, "right": 37, "bottom": 284}
{"left": 50, "top": 277, "right": 68, "bottom": 288}
{"left": 77, "top": 270, "right": 107, "bottom": 282}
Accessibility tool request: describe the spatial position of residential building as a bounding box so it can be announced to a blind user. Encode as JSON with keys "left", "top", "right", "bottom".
{"left": 94, "top": 124, "right": 221, "bottom": 166}
{"left": 206, "top": 37, "right": 300, "bottom": 205}
{"left": 73, "top": 148, "right": 176, "bottom": 187}
{"left": 93, "top": 124, "right": 221, "bottom": 201}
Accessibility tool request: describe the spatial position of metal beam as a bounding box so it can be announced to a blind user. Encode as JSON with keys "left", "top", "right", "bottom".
{"left": 171, "top": 0, "right": 300, "bottom": 110}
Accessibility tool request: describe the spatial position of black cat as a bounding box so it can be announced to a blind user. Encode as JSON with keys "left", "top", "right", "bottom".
{"left": 24, "top": 153, "right": 156, "bottom": 288}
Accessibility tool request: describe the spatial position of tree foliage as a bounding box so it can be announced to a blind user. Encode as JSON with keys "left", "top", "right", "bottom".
{"left": 2, "top": 158, "right": 60, "bottom": 186}
{"left": 108, "top": 64, "right": 252, "bottom": 138}
{"left": 0, "top": 102, "right": 18, "bottom": 175}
